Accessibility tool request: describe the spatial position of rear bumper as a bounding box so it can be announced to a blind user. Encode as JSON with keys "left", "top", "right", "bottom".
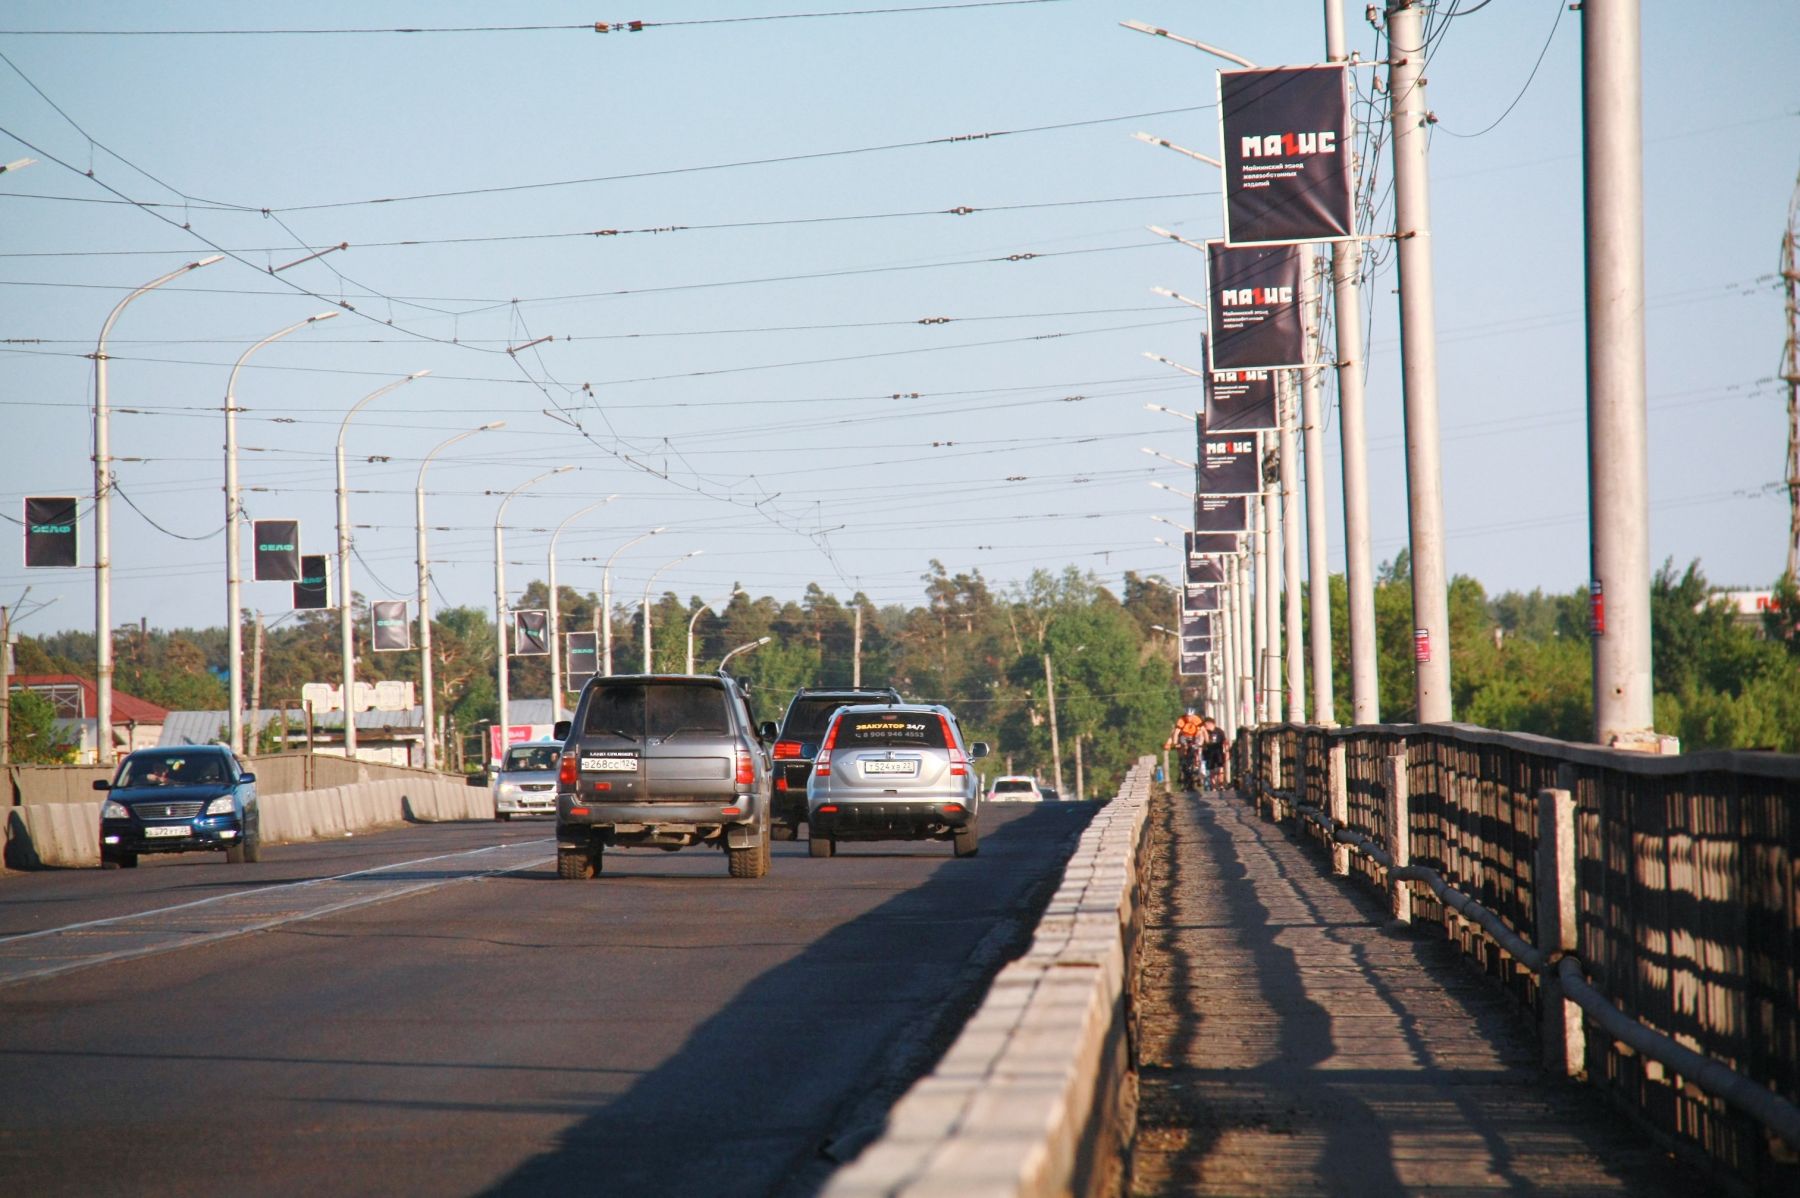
{"left": 557, "top": 794, "right": 763, "bottom": 848}
{"left": 808, "top": 799, "right": 973, "bottom": 842}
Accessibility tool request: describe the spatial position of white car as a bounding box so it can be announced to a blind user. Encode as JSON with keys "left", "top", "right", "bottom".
{"left": 986, "top": 775, "right": 1046, "bottom": 803}
{"left": 486, "top": 739, "right": 564, "bottom": 819}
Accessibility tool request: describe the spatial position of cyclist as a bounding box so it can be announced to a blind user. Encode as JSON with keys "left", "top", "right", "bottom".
{"left": 1200, "top": 716, "right": 1230, "bottom": 790}
{"left": 1165, "top": 709, "right": 1204, "bottom": 790}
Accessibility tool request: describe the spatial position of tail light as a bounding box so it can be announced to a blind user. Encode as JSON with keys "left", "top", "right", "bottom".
{"left": 938, "top": 715, "right": 967, "bottom": 776}
{"left": 815, "top": 717, "right": 842, "bottom": 777}
{"left": 772, "top": 740, "right": 803, "bottom": 760}
{"left": 735, "top": 745, "right": 755, "bottom": 786}
{"left": 559, "top": 751, "right": 578, "bottom": 787}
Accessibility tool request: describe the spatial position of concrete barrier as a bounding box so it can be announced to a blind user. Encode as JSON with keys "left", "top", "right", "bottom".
{"left": 4, "top": 773, "right": 500, "bottom": 870}
{"left": 825, "top": 757, "right": 1156, "bottom": 1198}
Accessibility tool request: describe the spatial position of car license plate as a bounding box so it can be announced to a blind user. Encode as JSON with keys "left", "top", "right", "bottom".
{"left": 861, "top": 760, "right": 917, "bottom": 776}
{"left": 144, "top": 825, "right": 189, "bottom": 838}
{"left": 582, "top": 755, "right": 638, "bottom": 772}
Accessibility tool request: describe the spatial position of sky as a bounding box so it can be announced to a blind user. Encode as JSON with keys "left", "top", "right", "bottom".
{"left": 2, "top": 0, "right": 1796, "bottom": 645}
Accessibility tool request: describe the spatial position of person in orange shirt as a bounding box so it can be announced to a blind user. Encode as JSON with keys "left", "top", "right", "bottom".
{"left": 1165, "top": 709, "right": 1204, "bottom": 789}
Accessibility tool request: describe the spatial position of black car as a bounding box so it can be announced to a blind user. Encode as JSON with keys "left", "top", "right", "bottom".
{"left": 768, "top": 685, "right": 902, "bottom": 838}
{"left": 95, "top": 746, "right": 261, "bottom": 868}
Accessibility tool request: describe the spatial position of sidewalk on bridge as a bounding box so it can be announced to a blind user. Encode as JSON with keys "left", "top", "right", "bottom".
{"left": 1129, "top": 787, "right": 1704, "bottom": 1197}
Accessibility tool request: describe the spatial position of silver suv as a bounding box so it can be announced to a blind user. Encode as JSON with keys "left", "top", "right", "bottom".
{"left": 805, "top": 703, "right": 989, "bottom": 859}
{"left": 554, "top": 673, "right": 774, "bottom": 880}
{"left": 482, "top": 738, "right": 562, "bottom": 819}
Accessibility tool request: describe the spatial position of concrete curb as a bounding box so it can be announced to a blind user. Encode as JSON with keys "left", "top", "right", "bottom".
{"left": 823, "top": 756, "right": 1156, "bottom": 1198}
{"left": 3, "top": 775, "right": 497, "bottom": 869}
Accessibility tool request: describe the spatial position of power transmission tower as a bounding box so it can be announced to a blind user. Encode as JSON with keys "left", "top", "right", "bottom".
{"left": 1783, "top": 166, "right": 1799, "bottom": 581}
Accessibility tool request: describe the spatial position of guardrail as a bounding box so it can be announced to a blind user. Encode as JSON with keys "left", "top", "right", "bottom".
{"left": 6, "top": 751, "right": 463, "bottom": 807}
{"left": 1234, "top": 723, "right": 1800, "bottom": 1190}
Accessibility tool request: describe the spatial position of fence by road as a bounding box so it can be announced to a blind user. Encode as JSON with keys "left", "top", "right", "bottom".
{"left": 1234, "top": 722, "right": 1800, "bottom": 1191}
{"left": 5, "top": 750, "right": 459, "bottom": 807}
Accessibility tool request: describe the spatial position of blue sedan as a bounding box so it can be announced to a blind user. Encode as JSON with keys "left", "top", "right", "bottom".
{"left": 95, "top": 746, "right": 261, "bottom": 868}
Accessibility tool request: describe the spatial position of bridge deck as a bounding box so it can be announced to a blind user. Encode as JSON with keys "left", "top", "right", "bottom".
{"left": 1130, "top": 788, "right": 1704, "bottom": 1196}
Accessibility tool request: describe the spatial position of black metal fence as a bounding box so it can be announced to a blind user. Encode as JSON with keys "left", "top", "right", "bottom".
{"left": 1234, "top": 722, "right": 1800, "bottom": 1189}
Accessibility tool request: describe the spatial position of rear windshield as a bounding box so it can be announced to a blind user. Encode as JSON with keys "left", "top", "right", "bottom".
{"left": 503, "top": 745, "right": 561, "bottom": 772}
{"left": 834, "top": 711, "right": 946, "bottom": 749}
{"left": 993, "top": 779, "right": 1036, "bottom": 793}
{"left": 583, "top": 681, "right": 731, "bottom": 739}
{"left": 117, "top": 753, "right": 229, "bottom": 787}
{"left": 780, "top": 697, "right": 862, "bottom": 739}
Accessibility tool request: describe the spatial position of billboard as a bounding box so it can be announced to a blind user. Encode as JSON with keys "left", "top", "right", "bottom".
{"left": 252, "top": 519, "right": 301, "bottom": 581}
{"left": 566, "top": 630, "right": 598, "bottom": 681}
{"left": 512, "top": 610, "right": 550, "bottom": 656}
{"left": 23, "top": 497, "right": 78, "bottom": 568}
{"left": 1178, "top": 650, "right": 1211, "bottom": 678}
{"left": 1194, "top": 494, "right": 1250, "bottom": 533}
{"left": 370, "top": 600, "right": 411, "bottom": 652}
{"left": 1184, "top": 585, "right": 1221, "bottom": 613}
{"left": 1197, "top": 419, "right": 1261, "bottom": 497}
{"left": 1206, "top": 241, "right": 1305, "bottom": 371}
{"left": 1187, "top": 558, "right": 1225, "bottom": 586}
{"left": 1205, "top": 362, "right": 1280, "bottom": 432}
{"left": 1185, "top": 531, "right": 1239, "bottom": 557}
{"left": 293, "top": 554, "right": 329, "bottom": 610}
{"left": 1219, "top": 64, "right": 1355, "bottom": 246}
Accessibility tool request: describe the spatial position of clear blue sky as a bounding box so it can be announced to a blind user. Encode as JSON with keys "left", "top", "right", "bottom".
{"left": 3, "top": 0, "right": 1795, "bottom": 640}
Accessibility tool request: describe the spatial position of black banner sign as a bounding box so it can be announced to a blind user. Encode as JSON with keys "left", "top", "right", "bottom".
{"left": 293, "top": 554, "right": 329, "bottom": 610}
{"left": 1185, "top": 531, "right": 1238, "bottom": 557}
{"left": 512, "top": 610, "right": 550, "bottom": 656}
{"left": 252, "top": 519, "right": 301, "bottom": 582}
{"left": 1197, "top": 416, "right": 1261, "bottom": 496}
{"left": 1178, "top": 650, "right": 1211, "bottom": 679}
{"left": 1206, "top": 241, "right": 1305, "bottom": 370}
{"left": 1183, "top": 585, "right": 1221, "bottom": 613}
{"left": 1194, "top": 495, "right": 1250, "bottom": 533}
{"left": 1186, "top": 558, "right": 1224, "bottom": 586}
{"left": 1181, "top": 611, "right": 1215, "bottom": 640}
{"left": 23, "top": 497, "right": 78, "bottom": 568}
{"left": 566, "top": 631, "right": 598, "bottom": 680}
{"left": 1205, "top": 361, "right": 1280, "bottom": 432}
{"left": 370, "top": 600, "right": 410, "bottom": 652}
{"left": 1220, "top": 65, "right": 1354, "bottom": 246}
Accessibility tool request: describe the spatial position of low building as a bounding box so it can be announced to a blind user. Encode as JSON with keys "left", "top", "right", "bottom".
{"left": 7, "top": 674, "right": 169, "bottom": 763}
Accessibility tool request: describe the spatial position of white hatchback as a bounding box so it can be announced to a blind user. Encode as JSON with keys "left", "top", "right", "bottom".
{"left": 986, "top": 775, "right": 1046, "bottom": 803}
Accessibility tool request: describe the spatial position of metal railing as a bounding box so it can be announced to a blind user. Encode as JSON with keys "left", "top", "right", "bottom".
{"left": 1234, "top": 722, "right": 1800, "bottom": 1190}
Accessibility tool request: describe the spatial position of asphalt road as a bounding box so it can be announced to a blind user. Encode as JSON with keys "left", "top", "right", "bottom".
{"left": 0, "top": 802, "right": 1094, "bottom": 1197}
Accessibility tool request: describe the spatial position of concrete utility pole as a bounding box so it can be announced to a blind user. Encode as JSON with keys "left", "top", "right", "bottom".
{"left": 1235, "top": 550, "right": 1253, "bottom": 730}
{"left": 1261, "top": 437, "right": 1283, "bottom": 723}
{"left": 1043, "top": 650, "right": 1064, "bottom": 795}
{"left": 601, "top": 528, "right": 664, "bottom": 676}
{"left": 1278, "top": 373, "right": 1306, "bottom": 722}
{"left": 1326, "top": 0, "right": 1379, "bottom": 726}
{"left": 0, "top": 603, "right": 10, "bottom": 765}
{"left": 1581, "top": 0, "right": 1655, "bottom": 746}
{"left": 1781, "top": 167, "right": 1799, "bottom": 581}
{"left": 852, "top": 603, "right": 863, "bottom": 687}
{"left": 1386, "top": 0, "right": 1453, "bottom": 722}
{"left": 1300, "top": 255, "right": 1336, "bottom": 723}
{"left": 1250, "top": 468, "right": 1269, "bottom": 723}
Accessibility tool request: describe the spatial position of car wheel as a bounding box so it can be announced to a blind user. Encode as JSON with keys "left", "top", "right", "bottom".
{"left": 226, "top": 841, "right": 246, "bottom": 864}
{"left": 495, "top": 811, "right": 512, "bottom": 822}
{"left": 953, "top": 821, "right": 980, "bottom": 859}
{"left": 119, "top": 852, "right": 139, "bottom": 869}
{"left": 100, "top": 853, "right": 122, "bottom": 870}
{"left": 808, "top": 831, "right": 834, "bottom": 859}
{"left": 771, "top": 823, "right": 797, "bottom": 842}
{"left": 557, "top": 847, "right": 596, "bottom": 880}
{"left": 727, "top": 838, "right": 768, "bottom": 879}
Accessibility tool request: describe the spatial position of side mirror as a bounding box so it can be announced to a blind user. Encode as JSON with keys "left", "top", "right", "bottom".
{"left": 758, "top": 721, "right": 778, "bottom": 742}
{"left": 238, "top": 772, "right": 257, "bottom": 785}
{"left": 92, "top": 778, "right": 112, "bottom": 791}
{"left": 968, "top": 742, "right": 990, "bottom": 760}
{"left": 553, "top": 720, "right": 572, "bottom": 740}
{"left": 466, "top": 772, "right": 489, "bottom": 787}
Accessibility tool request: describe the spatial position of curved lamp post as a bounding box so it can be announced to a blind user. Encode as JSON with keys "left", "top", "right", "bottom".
{"left": 718, "top": 636, "right": 771, "bottom": 673}
{"left": 547, "top": 496, "right": 618, "bottom": 718}
{"left": 493, "top": 466, "right": 574, "bottom": 756}
{"left": 416, "top": 421, "right": 504, "bottom": 769}
{"left": 600, "top": 527, "right": 664, "bottom": 675}
{"left": 686, "top": 588, "right": 745, "bottom": 675}
{"left": 224, "top": 311, "right": 339, "bottom": 754}
{"left": 336, "top": 370, "right": 431, "bottom": 759}
{"left": 641, "top": 551, "right": 703, "bottom": 673}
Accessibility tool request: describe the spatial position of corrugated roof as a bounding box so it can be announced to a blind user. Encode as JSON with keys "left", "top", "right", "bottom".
{"left": 10, "top": 674, "right": 170, "bottom": 724}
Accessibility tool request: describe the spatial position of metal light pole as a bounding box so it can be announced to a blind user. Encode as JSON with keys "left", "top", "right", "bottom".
{"left": 688, "top": 588, "right": 745, "bottom": 675}
{"left": 1278, "top": 374, "right": 1306, "bottom": 722}
{"left": 718, "top": 635, "right": 771, "bottom": 672}
{"left": 1325, "top": 0, "right": 1379, "bottom": 725}
{"left": 601, "top": 527, "right": 665, "bottom": 675}
{"left": 493, "top": 466, "right": 575, "bottom": 755}
{"left": 1236, "top": 549, "right": 1254, "bottom": 729}
{"left": 642, "top": 551, "right": 703, "bottom": 673}
{"left": 1387, "top": 0, "right": 1453, "bottom": 722}
{"left": 1044, "top": 650, "right": 1064, "bottom": 796}
{"left": 1299, "top": 255, "right": 1336, "bottom": 724}
{"left": 336, "top": 370, "right": 430, "bottom": 759}
{"left": 416, "top": 421, "right": 504, "bottom": 770}
{"left": 92, "top": 255, "right": 223, "bottom": 764}
{"left": 548, "top": 496, "right": 618, "bottom": 718}
{"left": 224, "top": 311, "right": 338, "bottom": 754}
{"left": 1582, "top": 0, "right": 1655, "bottom": 748}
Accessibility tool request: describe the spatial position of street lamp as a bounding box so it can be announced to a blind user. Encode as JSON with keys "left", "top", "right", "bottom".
{"left": 687, "top": 588, "right": 746, "bottom": 675}
{"left": 224, "top": 311, "right": 339, "bottom": 754}
{"left": 1142, "top": 350, "right": 1207, "bottom": 380}
{"left": 336, "top": 369, "right": 431, "bottom": 759}
{"left": 548, "top": 496, "right": 618, "bottom": 718}
{"left": 493, "top": 466, "right": 575, "bottom": 755}
{"left": 1, "top": 158, "right": 38, "bottom": 175}
{"left": 416, "top": 421, "right": 504, "bottom": 770}
{"left": 718, "top": 636, "right": 771, "bottom": 672}
{"left": 1141, "top": 446, "right": 1197, "bottom": 471}
{"left": 1145, "top": 402, "right": 1198, "bottom": 424}
{"left": 642, "top": 550, "right": 703, "bottom": 673}
{"left": 93, "top": 254, "right": 223, "bottom": 764}
{"left": 601, "top": 528, "right": 665, "bottom": 675}
{"left": 1150, "top": 479, "right": 1198, "bottom": 502}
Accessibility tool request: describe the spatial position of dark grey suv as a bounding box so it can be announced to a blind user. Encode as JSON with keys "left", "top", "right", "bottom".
{"left": 769, "top": 685, "right": 903, "bottom": 838}
{"left": 554, "top": 673, "right": 774, "bottom": 880}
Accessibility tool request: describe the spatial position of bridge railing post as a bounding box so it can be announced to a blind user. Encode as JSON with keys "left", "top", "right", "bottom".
{"left": 1535, "top": 780, "right": 1585, "bottom": 1077}
{"left": 1329, "top": 738, "right": 1350, "bottom": 875}
{"left": 1383, "top": 746, "right": 1410, "bottom": 924}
